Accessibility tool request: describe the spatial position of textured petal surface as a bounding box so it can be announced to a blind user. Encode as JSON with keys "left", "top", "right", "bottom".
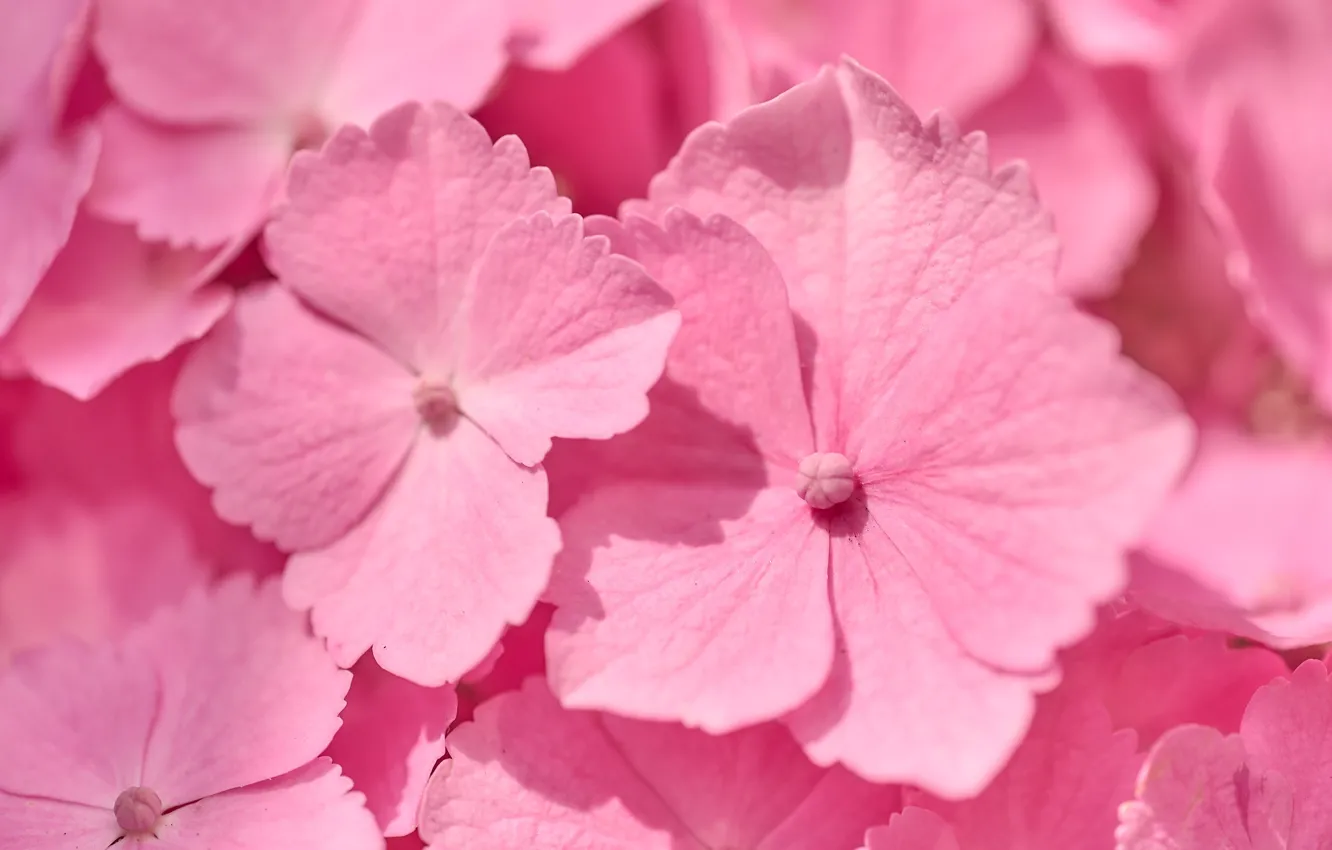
{"left": 173, "top": 284, "right": 420, "bottom": 551}
{"left": 326, "top": 657, "right": 458, "bottom": 836}
{"left": 0, "top": 116, "right": 98, "bottom": 336}
{"left": 548, "top": 485, "right": 832, "bottom": 732}
{"left": 284, "top": 424, "right": 561, "bottom": 686}
{"left": 265, "top": 101, "right": 570, "bottom": 370}
{"left": 150, "top": 760, "right": 384, "bottom": 850}
{"left": 4, "top": 213, "right": 234, "bottom": 400}
{"left": 0, "top": 635, "right": 158, "bottom": 806}
{"left": 420, "top": 678, "right": 894, "bottom": 848}
{"left": 86, "top": 106, "right": 288, "bottom": 248}
{"left": 0, "top": 794, "right": 120, "bottom": 850}
{"left": 863, "top": 808, "right": 961, "bottom": 850}
{"left": 451, "top": 212, "right": 677, "bottom": 466}
{"left": 131, "top": 577, "right": 351, "bottom": 806}
{"left": 319, "top": 0, "right": 509, "bottom": 123}
{"left": 787, "top": 521, "right": 1053, "bottom": 798}
{"left": 94, "top": 0, "right": 357, "bottom": 123}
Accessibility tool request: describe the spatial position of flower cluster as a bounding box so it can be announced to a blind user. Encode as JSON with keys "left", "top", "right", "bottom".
{"left": 2, "top": 1, "right": 1330, "bottom": 849}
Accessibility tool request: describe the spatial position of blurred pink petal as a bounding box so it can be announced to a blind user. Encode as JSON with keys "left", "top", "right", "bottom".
{"left": 3, "top": 212, "right": 234, "bottom": 399}
{"left": 508, "top": 0, "right": 663, "bottom": 69}
{"left": 418, "top": 678, "right": 897, "bottom": 848}
{"left": 973, "top": 50, "right": 1157, "bottom": 297}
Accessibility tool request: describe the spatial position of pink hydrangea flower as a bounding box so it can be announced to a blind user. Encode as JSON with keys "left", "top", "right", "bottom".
{"left": 0, "top": 576, "right": 383, "bottom": 850}
{"left": 0, "top": 0, "right": 99, "bottom": 336}
{"left": 326, "top": 657, "right": 458, "bottom": 838}
{"left": 545, "top": 58, "right": 1193, "bottom": 797}
{"left": 507, "top": 0, "right": 665, "bottom": 69}
{"left": 88, "top": 0, "right": 513, "bottom": 248}
{"left": 418, "top": 677, "right": 898, "bottom": 848}
{"left": 173, "top": 101, "right": 679, "bottom": 686}
{"left": 864, "top": 683, "right": 1140, "bottom": 849}
{"left": 1116, "top": 658, "right": 1329, "bottom": 849}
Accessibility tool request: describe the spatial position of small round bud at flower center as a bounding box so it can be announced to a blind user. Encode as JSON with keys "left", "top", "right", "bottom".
{"left": 114, "top": 786, "right": 162, "bottom": 834}
{"left": 796, "top": 452, "right": 856, "bottom": 509}
{"left": 413, "top": 381, "right": 458, "bottom": 432}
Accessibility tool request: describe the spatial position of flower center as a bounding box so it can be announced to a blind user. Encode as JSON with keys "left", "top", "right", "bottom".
{"left": 795, "top": 452, "right": 856, "bottom": 509}
{"left": 114, "top": 786, "right": 162, "bottom": 835}
{"left": 414, "top": 380, "right": 459, "bottom": 434}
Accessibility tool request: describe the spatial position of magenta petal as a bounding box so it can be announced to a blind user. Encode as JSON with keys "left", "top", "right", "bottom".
{"left": 0, "top": 793, "right": 121, "bottom": 850}
{"left": 508, "top": 0, "right": 663, "bottom": 69}
{"left": 326, "top": 657, "right": 458, "bottom": 836}
{"left": 265, "top": 101, "right": 570, "bottom": 370}
{"left": 173, "top": 284, "right": 420, "bottom": 551}
{"left": 151, "top": 760, "right": 383, "bottom": 850}
{"left": 87, "top": 106, "right": 287, "bottom": 248}
{"left": 131, "top": 578, "right": 351, "bottom": 806}
{"left": 285, "top": 424, "right": 561, "bottom": 686}
{"left": 548, "top": 485, "right": 833, "bottom": 732}
{"left": 863, "top": 809, "right": 961, "bottom": 850}
{"left": 453, "top": 212, "right": 678, "bottom": 466}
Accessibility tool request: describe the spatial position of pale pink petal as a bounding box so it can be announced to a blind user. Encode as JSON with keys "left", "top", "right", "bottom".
{"left": 0, "top": 115, "right": 98, "bottom": 335}
{"left": 544, "top": 210, "right": 812, "bottom": 509}
{"left": 548, "top": 485, "right": 834, "bottom": 733}
{"left": 847, "top": 270, "right": 1190, "bottom": 674}
{"left": 1240, "top": 659, "right": 1332, "bottom": 846}
{"left": 1135, "top": 428, "right": 1332, "bottom": 647}
{"left": 0, "top": 0, "right": 84, "bottom": 135}
{"left": 787, "top": 527, "right": 1053, "bottom": 798}
{"left": 0, "top": 794, "right": 120, "bottom": 850}
{"left": 265, "top": 101, "right": 569, "bottom": 369}
{"left": 630, "top": 59, "right": 1060, "bottom": 446}
{"left": 862, "top": 809, "right": 960, "bottom": 850}
{"left": 452, "top": 212, "right": 678, "bottom": 466}
{"left": 508, "top": 0, "right": 663, "bottom": 69}
{"left": 420, "top": 678, "right": 894, "bottom": 848}
{"left": 93, "top": 0, "right": 357, "bottom": 124}
{"left": 131, "top": 577, "right": 351, "bottom": 806}
{"left": 1043, "top": 0, "right": 1177, "bottom": 67}
{"left": 150, "top": 760, "right": 384, "bottom": 850}
{"left": 5, "top": 213, "right": 234, "bottom": 400}
{"left": 319, "top": 0, "right": 509, "bottom": 124}
{"left": 910, "top": 688, "right": 1140, "bottom": 849}
{"left": 1119, "top": 723, "right": 1294, "bottom": 850}
{"left": 326, "top": 657, "right": 458, "bottom": 836}
{"left": 173, "top": 284, "right": 420, "bottom": 551}
{"left": 86, "top": 106, "right": 288, "bottom": 248}
{"left": 0, "top": 487, "right": 208, "bottom": 665}
{"left": 972, "top": 50, "right": 1156, "bottom": 297}
{"left": 284, "top": 424, "right": 561, "bottom": 686}
{"left": 1106, "top": 634, "right": 1288, "bottom": 747}
{"left": 0, "top": 635, "right": 158, "bottom": 805}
